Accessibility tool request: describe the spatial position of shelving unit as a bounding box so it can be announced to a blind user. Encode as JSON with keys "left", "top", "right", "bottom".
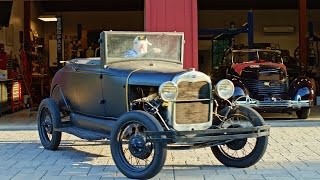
{"left": 0, "top": 54, "right": 24, "bottom": 114}
{"left": 20, "top": 49, "right": 50, "bottom": 107}
{"left": 0, "top": 79, "right": 10, "bottom": 115}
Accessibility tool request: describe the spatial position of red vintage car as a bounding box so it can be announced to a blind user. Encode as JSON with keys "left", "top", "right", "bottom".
{"left": 224, "top": 48, "right": 314, "bottom": 119}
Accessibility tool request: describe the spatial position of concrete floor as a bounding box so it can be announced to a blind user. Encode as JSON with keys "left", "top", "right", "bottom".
{"left": 0, "top": 109, "right": 38, "bottom": 130}
{"left": 0, "top": 106, "right": 320, "bottom": 130}
{"left": 0, "top": 119, "right": 320, "bottom": 180}
{"left": 1, "top": 106, "right": 320, "bottom": 179}
{"left": 261, "top": 105, "right": 320, "bottom": 120}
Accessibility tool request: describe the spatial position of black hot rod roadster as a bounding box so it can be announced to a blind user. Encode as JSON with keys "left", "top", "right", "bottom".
{"left": 37, "top": 31, "right": 270, "bottom": 179}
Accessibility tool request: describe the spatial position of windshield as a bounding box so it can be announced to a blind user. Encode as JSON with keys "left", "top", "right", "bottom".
{"left": 104, "top": 32, "right": 183, "bottom": 64}
{"left": 232, "top": 49, "right": 283, "bottom": 64}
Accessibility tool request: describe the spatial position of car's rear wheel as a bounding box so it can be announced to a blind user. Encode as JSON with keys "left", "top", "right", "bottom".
{"left": 296, "top": 108, "right": 311, "bottom": 119}
{"left": 211, "top": 105, "right": 268, "bottom": 167}
{"left": 110, "top": 111, "right": 167, "bottom": 179}
{"left": 37, "top": 98, "right": 62, "bottom": 150}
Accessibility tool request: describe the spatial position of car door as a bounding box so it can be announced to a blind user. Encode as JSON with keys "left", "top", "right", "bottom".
{"left": 72, "top": 61, "right": 105, "bottom": 117}
{"left": 101, "top": 68, "right": 127, "bottom": 118}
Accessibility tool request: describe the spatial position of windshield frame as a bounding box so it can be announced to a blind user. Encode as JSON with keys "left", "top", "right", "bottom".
{"left": 231, "top": 49, "right": 283, "bottom": 64}
{"left": 100, "top": 31, "right": 184, "bottom": 66}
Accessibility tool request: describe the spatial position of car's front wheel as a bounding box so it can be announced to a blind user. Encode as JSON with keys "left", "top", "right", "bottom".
{"left": 37, "top": 98, "right": 62, "bottom": 150}
{"left": 296, "top": 108, "right": 311, "bottom": 119}
{"left": 110, "top": 111, "right": 167, "bottom": 179}
{"left": 211, "top": 105, "right": 268, "bottom": 168}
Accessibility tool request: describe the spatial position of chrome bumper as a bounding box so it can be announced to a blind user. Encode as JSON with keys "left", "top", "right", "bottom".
{"left": 236, "top": 99, "right": 311, "bottom": 109}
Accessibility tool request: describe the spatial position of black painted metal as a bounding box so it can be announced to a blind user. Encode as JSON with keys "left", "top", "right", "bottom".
{"left": 145, "top": 125, "right": 270, "bottom": 144}
{"left": 51, "top": 59, "right": 184, "bottom": 118}
{"left": 70, "top": 112, "right": 116, "bottom": 135}
{"left": 55, "top": 126, "right": 108, "bottom": 140}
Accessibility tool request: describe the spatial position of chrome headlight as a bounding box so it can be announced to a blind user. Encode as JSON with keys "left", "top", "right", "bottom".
{"left": 159, "top": 81, "right": 178, "bottom": 101}
{"left": 215, "top": 79, "right": 234, "bottom": 100}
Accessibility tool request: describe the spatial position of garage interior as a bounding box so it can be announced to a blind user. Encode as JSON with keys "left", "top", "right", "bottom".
{"left": 0, "top": 0, "right": 319, "bottom": 122}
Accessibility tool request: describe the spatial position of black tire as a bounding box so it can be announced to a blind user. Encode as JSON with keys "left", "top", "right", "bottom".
{"left": 110, "top": 110, "right": 167, "bottom": 179}
{"left": 211, "top": 105, "right": 268, "bottom": 168}
{"left": 296, "top": 108, "right": 311, "bottom": 119}
{"left": 37, "top": 98, "right": 62, "bottom": 150}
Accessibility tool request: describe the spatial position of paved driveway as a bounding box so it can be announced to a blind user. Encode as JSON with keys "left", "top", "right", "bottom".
{"left": 0, "top": 125, "right": 320, "bottom": 180}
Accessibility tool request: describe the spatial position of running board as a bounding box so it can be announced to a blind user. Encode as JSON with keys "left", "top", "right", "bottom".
{"left": 55, "top": 126, "right": 109, "bottom": 141}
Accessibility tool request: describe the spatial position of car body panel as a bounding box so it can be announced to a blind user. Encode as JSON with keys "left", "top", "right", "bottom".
{"left": 72, "top": 64, "right": 105, "bottom": 116}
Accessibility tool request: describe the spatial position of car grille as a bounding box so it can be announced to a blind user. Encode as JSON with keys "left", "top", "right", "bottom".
{"left": 258, "top": 72, "right": 280, "bottom": 81}
{"left": 175, "top": 81, "right": 210, "bottom": 124}
{"left": 244, "top": 79, "right": 289, "bottom": 97}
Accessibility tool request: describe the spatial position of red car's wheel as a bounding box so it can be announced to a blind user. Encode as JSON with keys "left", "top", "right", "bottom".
{"left": 296, "top": 108, "right": 311, "bottom": 119}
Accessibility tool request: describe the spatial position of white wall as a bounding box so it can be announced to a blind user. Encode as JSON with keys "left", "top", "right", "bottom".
{"left": 199, "top": 10, "right": 320, "bottom": 56}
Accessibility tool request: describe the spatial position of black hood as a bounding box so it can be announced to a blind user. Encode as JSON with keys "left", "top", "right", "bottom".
{"left": 105, "top": 61, "right": 185, "bottom": 86}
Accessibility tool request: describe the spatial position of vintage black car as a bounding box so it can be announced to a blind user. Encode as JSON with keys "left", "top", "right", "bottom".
{"left": 37, "top": 31, "right": 270, "bottom": 179}
{"left": 223, "top": 48, "right": 314, "bottom": 119}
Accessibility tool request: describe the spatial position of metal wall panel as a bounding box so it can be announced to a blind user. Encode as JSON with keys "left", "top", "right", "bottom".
{"left": 145, "top": 0, "right": 198, "bottom": 70}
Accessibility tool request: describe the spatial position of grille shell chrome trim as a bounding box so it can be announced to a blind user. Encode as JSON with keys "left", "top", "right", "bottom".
{"left": 168, "top": 70, "right": 213, "bottom": 131}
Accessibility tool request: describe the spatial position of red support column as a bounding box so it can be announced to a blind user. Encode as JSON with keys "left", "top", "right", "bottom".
{"left": 145, "top": 0, "right": 198, "bottom": 70}
{"left": 299, "top": 0, "right": 307, "bottom": 72}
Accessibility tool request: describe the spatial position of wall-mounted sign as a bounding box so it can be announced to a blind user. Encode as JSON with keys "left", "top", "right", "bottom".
{"left": 57, "top": 16, "right": 62, "bottom": 69}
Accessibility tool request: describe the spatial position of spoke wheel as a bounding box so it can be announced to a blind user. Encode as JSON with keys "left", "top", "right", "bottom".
{"left": 37, "top": 98, "right": 62, "bottom": 150}
{"left": 111, "top": 111, "right": 166, "bottom": 179}
{"left": 39, "top": 107, "right": 54, "bottom": 143}
{"left": 217, "top": 114, "right": 257, "bottom": 159}
{"left": 120, "top": 122, "right": 155, "bottom": 169}
{"left": 212, "top": 105, "right": 268, "bottom": 167}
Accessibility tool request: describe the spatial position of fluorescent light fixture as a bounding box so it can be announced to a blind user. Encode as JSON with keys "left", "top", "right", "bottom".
{"left": 38, "top": 15, "right": 57, "bottom": 22}
{"left": 263, "top": 25, "right": 295, "bottom": 33}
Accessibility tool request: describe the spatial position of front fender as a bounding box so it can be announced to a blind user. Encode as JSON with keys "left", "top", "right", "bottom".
{"left": 213, "top": 105, "right": 267, "bottom": 126}
{"left": 288, "top": 76, "right": 314, "bottom": 101}
{"left": 51, "top": 84, "right": 71, "bottom": 111}
{"left": 294, "top": 87, "right": 313, "bottom": 101}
